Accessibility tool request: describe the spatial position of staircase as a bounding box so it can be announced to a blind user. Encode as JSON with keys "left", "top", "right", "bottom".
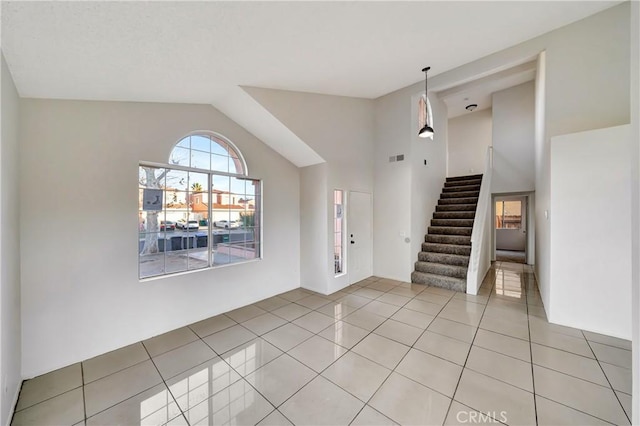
{"left": 411, "top": 174, "right": 482, "bottom": 292}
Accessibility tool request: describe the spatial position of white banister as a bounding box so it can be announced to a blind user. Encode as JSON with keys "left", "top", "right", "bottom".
{"left": 467, "top": 146, "right": 493, "bottom": 295}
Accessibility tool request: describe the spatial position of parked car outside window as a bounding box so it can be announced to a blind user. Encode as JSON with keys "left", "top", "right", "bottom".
{"left": 214, "top": 219, "right": 240, "bottom": 229}
{"left": 160, "top": 220, "right": 176, "bottom": 231}
{"left": 176, "top": 219, "right": 199, "bottom": 230}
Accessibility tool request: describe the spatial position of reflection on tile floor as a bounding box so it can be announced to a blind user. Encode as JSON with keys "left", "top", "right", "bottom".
{"left": 11, "top": 262, "right": 632, "bottom": 425}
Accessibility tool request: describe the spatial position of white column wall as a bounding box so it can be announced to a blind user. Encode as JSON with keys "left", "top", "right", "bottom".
{"left": 628, "top": 0, "right": 639, "bottom": 422}
{"left": 1, "top": 52, "right": 22, "bottom": 425}
{"left": 300, "top": 163, "right": 328, "bottom": 293}
{"left": 550, "top": 125, "right": 631, "bottom": 338}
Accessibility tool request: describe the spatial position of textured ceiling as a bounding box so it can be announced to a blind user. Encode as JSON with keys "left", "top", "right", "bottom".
{"left": 1, "top": 1, "right": 620, "bottom": 103}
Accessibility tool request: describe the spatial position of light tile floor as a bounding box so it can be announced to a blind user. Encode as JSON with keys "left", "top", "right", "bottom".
{"left": 11, "top": 262, "right": 632, "bottom": 425}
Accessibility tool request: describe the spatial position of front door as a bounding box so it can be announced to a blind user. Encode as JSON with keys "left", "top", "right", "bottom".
{"left": 348, "top": 191, "right": 373, "bottom": 284}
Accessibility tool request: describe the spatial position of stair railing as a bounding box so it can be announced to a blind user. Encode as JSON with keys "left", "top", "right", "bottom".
{"left": 467, "top": 146, "right": 493, "bottom": 295}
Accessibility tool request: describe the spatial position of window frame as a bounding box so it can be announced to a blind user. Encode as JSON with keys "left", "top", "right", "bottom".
{"left": 138, "top": 132, "right": 262, "bottom": 281}
{"left": 333, "top": 189, "right": 345, "bottom": 277}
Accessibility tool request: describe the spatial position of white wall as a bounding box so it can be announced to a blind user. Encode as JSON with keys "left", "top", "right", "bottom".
{"left": 447, "top": 108, "right": 492, "bottom": 177}
{"left": 628, "top": 1, "right": 639, "bottom": 421}
{"left": 244, "top": 88, "right": 374, "bottom": 294}
{"left": 550, "top": 125, "right": 631, "bottom": 338}
{"left": 534, "top": 52, "right": 549, "bottom": 310}
{"left": 19, "top": 99, "right": 301, "bottom": 377}
{"left": 300, "top": 163, "right": 328, "bottom": 293}
{"left": 373, "top": 83, "right": 447, "bottom": 282}
{"left": 373, "top": 89, "right": 413, "bottom": 281}
{"left": 492, "top": 81, "right": 535, "bottom": 194}
{"left": 496, "top": 230, "right": 526, "bottom": 251}
{"left": 1, "top": 53, "right": 22, "bottom": 425}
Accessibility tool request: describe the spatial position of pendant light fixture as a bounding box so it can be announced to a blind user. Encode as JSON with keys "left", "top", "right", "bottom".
{"left": 418, "top": 66, "right": 434, "bottom": 139}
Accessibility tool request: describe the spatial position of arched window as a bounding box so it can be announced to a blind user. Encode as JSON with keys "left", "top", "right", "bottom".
{"left": 418, "top": 94, "right": 434, "bottom": 138}
{"left": 138, "top": 132, "right": 261, "bottom": 279}
{"left": 169, "top": 133, "right": 247, "bottom": 175}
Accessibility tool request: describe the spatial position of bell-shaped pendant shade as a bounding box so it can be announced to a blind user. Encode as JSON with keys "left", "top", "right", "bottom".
{"left": 418, "top": 124, "right": 434, "bottom": 138}
{"left": 419, "top": 66, "right": 434, "bottom": 139}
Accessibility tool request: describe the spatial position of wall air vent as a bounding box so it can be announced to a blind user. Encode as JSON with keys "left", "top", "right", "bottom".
{"left": 396, "top": 154, "right": 405, "bottom": 161}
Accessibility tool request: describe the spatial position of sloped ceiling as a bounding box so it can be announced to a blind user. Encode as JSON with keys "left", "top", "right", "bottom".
{"left": 1, "top": 1, "right": 621, "bottom": 166}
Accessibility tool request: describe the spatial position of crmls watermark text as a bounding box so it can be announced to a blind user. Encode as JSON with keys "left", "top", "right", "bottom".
{"left": 456, "top": 410, "right": 508, "bottom": 423}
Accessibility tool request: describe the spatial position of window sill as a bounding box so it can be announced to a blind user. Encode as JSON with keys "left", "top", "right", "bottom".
{"left": 139, "top": 257, "right": 263, "bottom": 283}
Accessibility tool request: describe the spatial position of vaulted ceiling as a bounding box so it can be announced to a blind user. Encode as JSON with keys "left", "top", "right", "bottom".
{"left": 2, "top": 1, "right": 619, "bottom": 102}
{"left": 1, "top": 1, "right": 621, "bottom": 166}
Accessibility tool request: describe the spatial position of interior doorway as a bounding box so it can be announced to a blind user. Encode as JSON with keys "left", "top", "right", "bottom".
{"left": 493, "top": 193, "right": 534, "bottom": 264}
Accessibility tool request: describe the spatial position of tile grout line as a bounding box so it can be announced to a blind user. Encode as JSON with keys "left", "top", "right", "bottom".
{"left": 524, "top": 265, "right": 539, "bottom": 426}
{"left": 442, "top": 265, "right": 504, "bottom": 425}
{"left": 80, "top": 362, "right": 87, "bottom": 423}
{"left": 582, "top": 331, "right": 632, "bottom": 424}
{"left": 139, "top": 342, "right": 190, "bottom": 426}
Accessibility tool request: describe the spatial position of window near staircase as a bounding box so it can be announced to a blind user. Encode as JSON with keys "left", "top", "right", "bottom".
{"left": 334, "top": 190, "right": 345, "bottom": 276}
{"left": 495, "top": 201, "right": 522, "bottom": 229}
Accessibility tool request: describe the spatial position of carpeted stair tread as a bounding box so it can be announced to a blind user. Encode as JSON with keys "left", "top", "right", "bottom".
{"left": 444, "top": 179, "right": 482, "bottom": 188}
{"left": 430, "top": 218, "right": 475, "bottom": 227}
{"left": 415, "top": 261, "right": 467, "bottom": 279}
{"left": 427, "top": 226, "right": 472, "bottom": 236}
{"left": 442, "top": 184, "right": 481, "bottom": 193}
{"left": 446, "top": 174, "right": 483, "bottom": 182}
{"left": 435, "top": 205, "right": 478, "bottom": 213}
{"left": 411, "top": 271, "right": 466, "bottom": 292}
{"left": 426, "top": 234, "right": 471, "bottom": 245}
{"left": 418, "top": 251, "right": 470, "bottom": 266}
{"left": 438, "top": 197, "right": 478, "bottom": 205}
{"left": 422, "top": 242, "right": 472, "bottom": 256}
{"left": 440, "top": 191, "right": 480, "bottom": 199}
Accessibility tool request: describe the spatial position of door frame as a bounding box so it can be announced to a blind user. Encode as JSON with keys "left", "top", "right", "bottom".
{"left": 492, "top": 192, "right": 535, "bottom": 265}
